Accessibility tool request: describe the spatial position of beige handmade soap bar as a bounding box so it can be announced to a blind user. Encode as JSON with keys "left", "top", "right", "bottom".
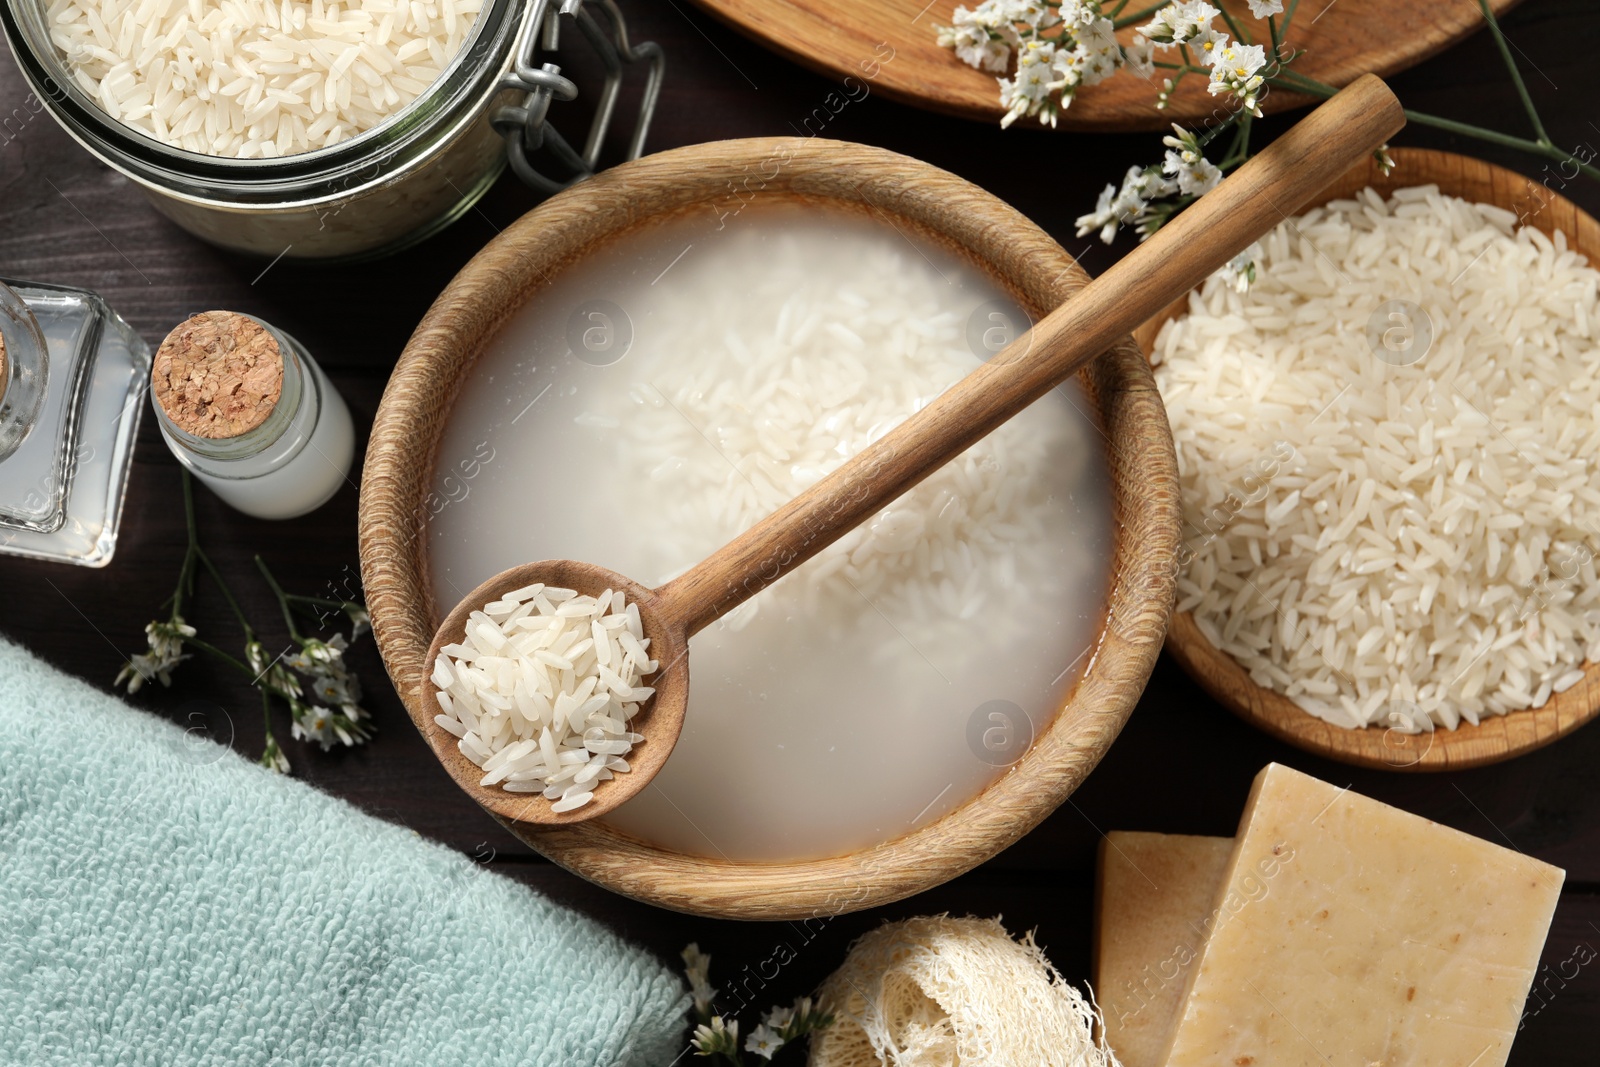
{"left": 1094, "top": 832, "right": 1233, "bottom": 1067}
{"left": 1163, "top": 763, "right": 1565, "bottom": 1067}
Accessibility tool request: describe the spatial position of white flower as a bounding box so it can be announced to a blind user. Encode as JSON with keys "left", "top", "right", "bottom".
{"left": 690, "top": 1016, "right": 739, "bottom": 1057}
{"left": 116, "top": 616, "right": 195, "bottom": 692}
{"left": 1246, "top": 0, "right": 1284, "bottom": 16}
{"left": 1177, "top": 0, "right": 1223, "bottom": 32}
{"left": 1076, "top": 42, "right": 1120, "bottom": 87}
{"left": 1077, "top": 14, "right": 1119, "bottom": 55}
{"left": 287, "top": 633, "right": 371, "bottom": 738}
{"left": 763, "top": 1004, "right": 796, "bottom": 1033}
{"left": 1123, "top": 34, "right": 1156, "bottom": 78}
{"left": 1052, "top": 44, "right": 1088, "bottom": 90}
{"left": 289, "top": 632, "right": 349, "bottom": 670}
{"left": 744, "top": 1024, "right": 784, "bottom": 1060}
{"left": 1225, "top": 242, "right": 1262, "bottom": 291}
{"left": 1077, "top": 183, "right": 1125, "bottom": 244}
{"left": 1161, "top": 123, "right": 1203, "bottom": 162}
{"left": 308, "top": 671, "right": 360, "bottom": 707}
{"left": 147, "top": 618, "right": 195, "bottom": 662}
{"left": 998, "top": 40, "right": 1060, "bottom": 127}
{"left": 260, "top": 735, "right": 290, "bottom": 774}
{"left": 1000, "top": 0, "right": 1059, "bottom": 28}
{"left": 1074, "top": 165, "right": 1176, "bottom": 243}
{"left": 1188, "top": 23, "right": 1229, "bottom": 66}
{"left": 1164, "top": 148, "right": 1222, "bottom": 195}
{"left": 1207, "top": 41, "right": 1268, "bottom": 115}
{"left": 1142, "top": 0, "right": 1219, "bottom": 45}
{"left": 967, "top": 0, "right": 1023, "bottom": 42}
{"left": 345, "top": 606, "right": 371, "bottom": 641}
{"left": 291, "top": 705, "right": 337, "bottom": 747}
{"left": 1219, "top": 41, "right": 1268, "bottom": 79}
{"left": 681, "top": 943, "right": 717, "bottom": 1012}
{"left": 938, "top": 12, "right": 1012, "bottom": 72}
{"left": 1056, "top": 0, "right": 1100, "bottom": 27}
{"left": 1161, "top": 125, "right": 1221, "bottom": 195}
{"left": 246, "top": 638, "right": 303, "bottom": 699}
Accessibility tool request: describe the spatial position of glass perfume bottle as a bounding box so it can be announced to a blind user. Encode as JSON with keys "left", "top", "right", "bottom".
{"left": 150, "top": 312, "right": 354, "bottom": 520}
{"left": 0, "top": 277, "right": 150, "bottom": 566}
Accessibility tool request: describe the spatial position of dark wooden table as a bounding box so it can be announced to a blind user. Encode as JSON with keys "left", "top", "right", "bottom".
{"left": 4, "top": 1, "right": 1598, "bottom": 1060}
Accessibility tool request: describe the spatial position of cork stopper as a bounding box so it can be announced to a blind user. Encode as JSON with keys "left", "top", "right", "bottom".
{"left": 153, "top": 311, "right": 284, "bottom": 438}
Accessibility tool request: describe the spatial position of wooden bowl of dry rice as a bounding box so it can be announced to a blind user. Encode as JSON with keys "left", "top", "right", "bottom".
{"left": 359, "top": 138, "right": 1182, "bottom": 919}
{"left": 1137, "top": 147, "right": 1600, "bottom": 771}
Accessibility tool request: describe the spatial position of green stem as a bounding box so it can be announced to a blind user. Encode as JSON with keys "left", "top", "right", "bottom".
{"left": 1267, "top": 14, "right": 1281, "bottom": 55}
{"left": 285, "top": 594, "right": 361, "bottom": 611}
{"left": 1279, "top": 0, "right": 1302, "bottom": 36}
{"left": 1476, "top": 0, "right": 1549, "bottom": 145}
{"left": 1267, "top": 70, "right": 1600, "bottom": 184}
{"left": 1113, "top": 1, "right": 1168, "bottom": 29}
{"left": 173, "top": 471, "right": 200, "bottom": 619}
{"left": 183, "top": 634, "right": 255, "bottom": 678}
{"left": 196, "top": 547, "right": 254, "bottom": 640}
{"left": 1196, "top": 109, "right": 1242, "bottom": 148}
{"left": 1263, "top": 67, "right": 1331, "bottom": 94}
{"left": 255, "top": 556, "right": 303, "bottom": 643}
{"left": 287, "top": 594, "right": 365, "bottom": 629}
{"left": 1219, "top": 112, "right": 1253, "bottom": 169}
{"left": 1213, "top": 3, "right": 1247, "bottom": 45}
{"left": 1403, "top": 111, "right": 1600, "bottom": 182}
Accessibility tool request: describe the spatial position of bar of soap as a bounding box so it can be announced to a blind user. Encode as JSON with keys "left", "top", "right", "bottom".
{"left": 1094, "top": 832, "right": 1234, "bottom": 1067}
{"left": 1162, "top": 763, "right": 1565, "bottom": 1067}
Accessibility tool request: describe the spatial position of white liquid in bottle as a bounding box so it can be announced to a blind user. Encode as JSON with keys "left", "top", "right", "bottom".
{"left": 152, "top": 312, "right": 353, "bottom": 520}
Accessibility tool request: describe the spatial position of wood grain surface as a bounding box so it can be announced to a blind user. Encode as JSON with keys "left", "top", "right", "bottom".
{"left": 1135, "top": 147, "right": 1600, "bottom": 771}
{"left": 1, "top": 1, "right": 1596, "bottom": 1059}
{"left": 687, "top": 0, "right": 1518, "bottom": 131}
{"left": 360, "top": 137, "right": 1182, "bottom": 918}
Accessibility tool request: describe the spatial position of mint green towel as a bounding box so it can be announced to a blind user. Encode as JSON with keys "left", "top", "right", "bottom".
{"left": 0, "top": 637, "right": 686, "bottom": 1065}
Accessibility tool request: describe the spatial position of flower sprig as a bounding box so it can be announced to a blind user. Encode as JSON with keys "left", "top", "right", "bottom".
{"left": 116, "top": 469, "right": 374, "bottom": 772}
{"left": 937, "top": 0, "right": 1128, "bottom": 127}
{"left": 940, "top": 0, "right": 1600, "bottom": 293}
{"left": 682, "top": 944, "right": 834, "bottom": 1063}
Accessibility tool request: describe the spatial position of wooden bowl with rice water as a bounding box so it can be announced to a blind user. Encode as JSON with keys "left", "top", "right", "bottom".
{"left": 359, "top": 138, "right": 1181, "bottom": 919}
{"left": 1137, "top": 148, "right": 1600, "bottom": 771}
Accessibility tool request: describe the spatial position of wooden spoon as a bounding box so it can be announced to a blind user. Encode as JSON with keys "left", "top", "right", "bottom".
{"left": 425, "top": 73, "right": 1407, "bottom": 824}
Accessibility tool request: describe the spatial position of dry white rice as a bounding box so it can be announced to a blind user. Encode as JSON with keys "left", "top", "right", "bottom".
{"left": 431, "top": 583, "right": 655, "bottom": 811}
{"left": 47, "top": 0, "right": 481, "bottom": 157}
{"left": 1155, "top": 184, "right": 1600, "bottom": 732}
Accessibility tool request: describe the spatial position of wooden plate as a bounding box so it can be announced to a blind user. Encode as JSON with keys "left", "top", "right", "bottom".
{"left": 359, "top": 138, "right": 1181, "bottom": 920}
{"left": 686, "top": 0, "right": 1516, "bottom": 132}
{"left": 1135, "top": 147, "right": 1600, "bottom": 771}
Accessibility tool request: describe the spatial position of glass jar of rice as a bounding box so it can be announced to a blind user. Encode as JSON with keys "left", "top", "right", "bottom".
{"left": 0, "top": 0, "right": 661, "bottom": 260}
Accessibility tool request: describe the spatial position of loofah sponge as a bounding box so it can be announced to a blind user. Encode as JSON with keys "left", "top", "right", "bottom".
{"left": 808, "top": 916, "right": 1120, "bottom": 1067}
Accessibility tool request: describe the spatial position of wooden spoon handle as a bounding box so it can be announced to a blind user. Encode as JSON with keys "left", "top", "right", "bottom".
{"left": 655, "top": 74, "right": 1406, "bottom": 638}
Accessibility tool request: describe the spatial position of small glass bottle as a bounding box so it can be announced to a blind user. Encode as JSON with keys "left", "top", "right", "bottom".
{"left": 0, "top": 277, "right": 150, "bottom": 566}
{"left": 150, "top": 312, "right": 354, "bottom": 520}
{"left": 0, "top": 282, "right": 48, "bottom": 462}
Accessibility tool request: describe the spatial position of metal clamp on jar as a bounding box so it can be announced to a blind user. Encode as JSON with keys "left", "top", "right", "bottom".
{"left": 494, "top": 0, "right": 663, "bottom": 195}
{"left": 0, "top": 0, "right": 663, "bottom": 260}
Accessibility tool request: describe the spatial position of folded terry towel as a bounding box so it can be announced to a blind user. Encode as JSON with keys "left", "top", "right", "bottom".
{"left": 0, "top": 636, "right": 686, "bottom": 1066}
